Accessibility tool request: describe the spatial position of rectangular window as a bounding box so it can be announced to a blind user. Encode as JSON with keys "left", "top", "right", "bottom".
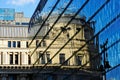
{"left": 17, "top": 41, "right": 21, "bottom": 48}
{"left": 84, "top": 28, "right": 91, "bottom": 40}
{"left": 59, "top": 54, "right": 65, "bottom": 64}
{"left": 46, "top": 54, "right": 51, "bottom": 64}
{"left": 41, "top": 54, "right": 45, "bottom": 64}
{"left": 16, "top": 22, "right": 20, "bottom": 25}
{"left": 76, "top": 55, "right": 82, "bottom": 65}
{"left": 10, "top": 54, "right": 13, "bottom": 64}
{"left": 13, "top": 41, "right": 16, "bottom": 47}
{"left": 39, "top": 52, "right": 45, "bottom": 64}
{"left": 21, "top": 22, "right": 29, "bottom": 25}
{"left": 8, "top": 41, "right": 11, "bottom": 47}
{"left": 15, "top": 54, "right": 18, "bottom": 64}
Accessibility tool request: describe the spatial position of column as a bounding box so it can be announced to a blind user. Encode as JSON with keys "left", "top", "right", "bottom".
{"left": 13, "top": 52, "right": 15, "bottom": 64}
{"left": 45, "top": 52, "right": 47, "bottom": 63}
{"left": 18, "top": 52, "right": 20, "bottom": 65}
{"left": 0, "top": 52, "right": 3, "bottom": 64}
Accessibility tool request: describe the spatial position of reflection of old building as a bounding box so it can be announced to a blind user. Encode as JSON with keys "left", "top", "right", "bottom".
{"left": 0, "top": 13, "right": 100, "bottom": 80}
{"left": 29, "top": 14, "right": 100, "bottom": 80}
{"left": 29, "top": 14, "right": 99, "bottom": 67}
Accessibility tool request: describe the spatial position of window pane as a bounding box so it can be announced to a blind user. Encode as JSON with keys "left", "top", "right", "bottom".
{"left": 8, "top": 41, "right": 11, "bottom": 47}
{"left": 13, "top": 41, "right": 16, "bottom": 47}
{"left": 17, "top": 41, "right": 21, "bottom": 48}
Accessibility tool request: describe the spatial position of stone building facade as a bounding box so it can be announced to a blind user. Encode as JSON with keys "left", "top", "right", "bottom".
{"left": 0, "top": 13, "right": 100, "bottom": 80}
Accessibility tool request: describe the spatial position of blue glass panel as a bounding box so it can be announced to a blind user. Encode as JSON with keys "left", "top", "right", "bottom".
{"left": 0, "top": 8, "right": 15, "bottom": 20}
{"left": 67, "top": 0, "right": 120, "bottom": 79}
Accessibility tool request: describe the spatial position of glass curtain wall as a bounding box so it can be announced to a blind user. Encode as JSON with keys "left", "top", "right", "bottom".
{"left": 79, "top": 0, "right": 120, "bottom": 80}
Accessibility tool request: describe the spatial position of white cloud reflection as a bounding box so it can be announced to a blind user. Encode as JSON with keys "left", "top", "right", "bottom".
{"left": 7, "top": 0, "right": 36, "bottom": 6}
